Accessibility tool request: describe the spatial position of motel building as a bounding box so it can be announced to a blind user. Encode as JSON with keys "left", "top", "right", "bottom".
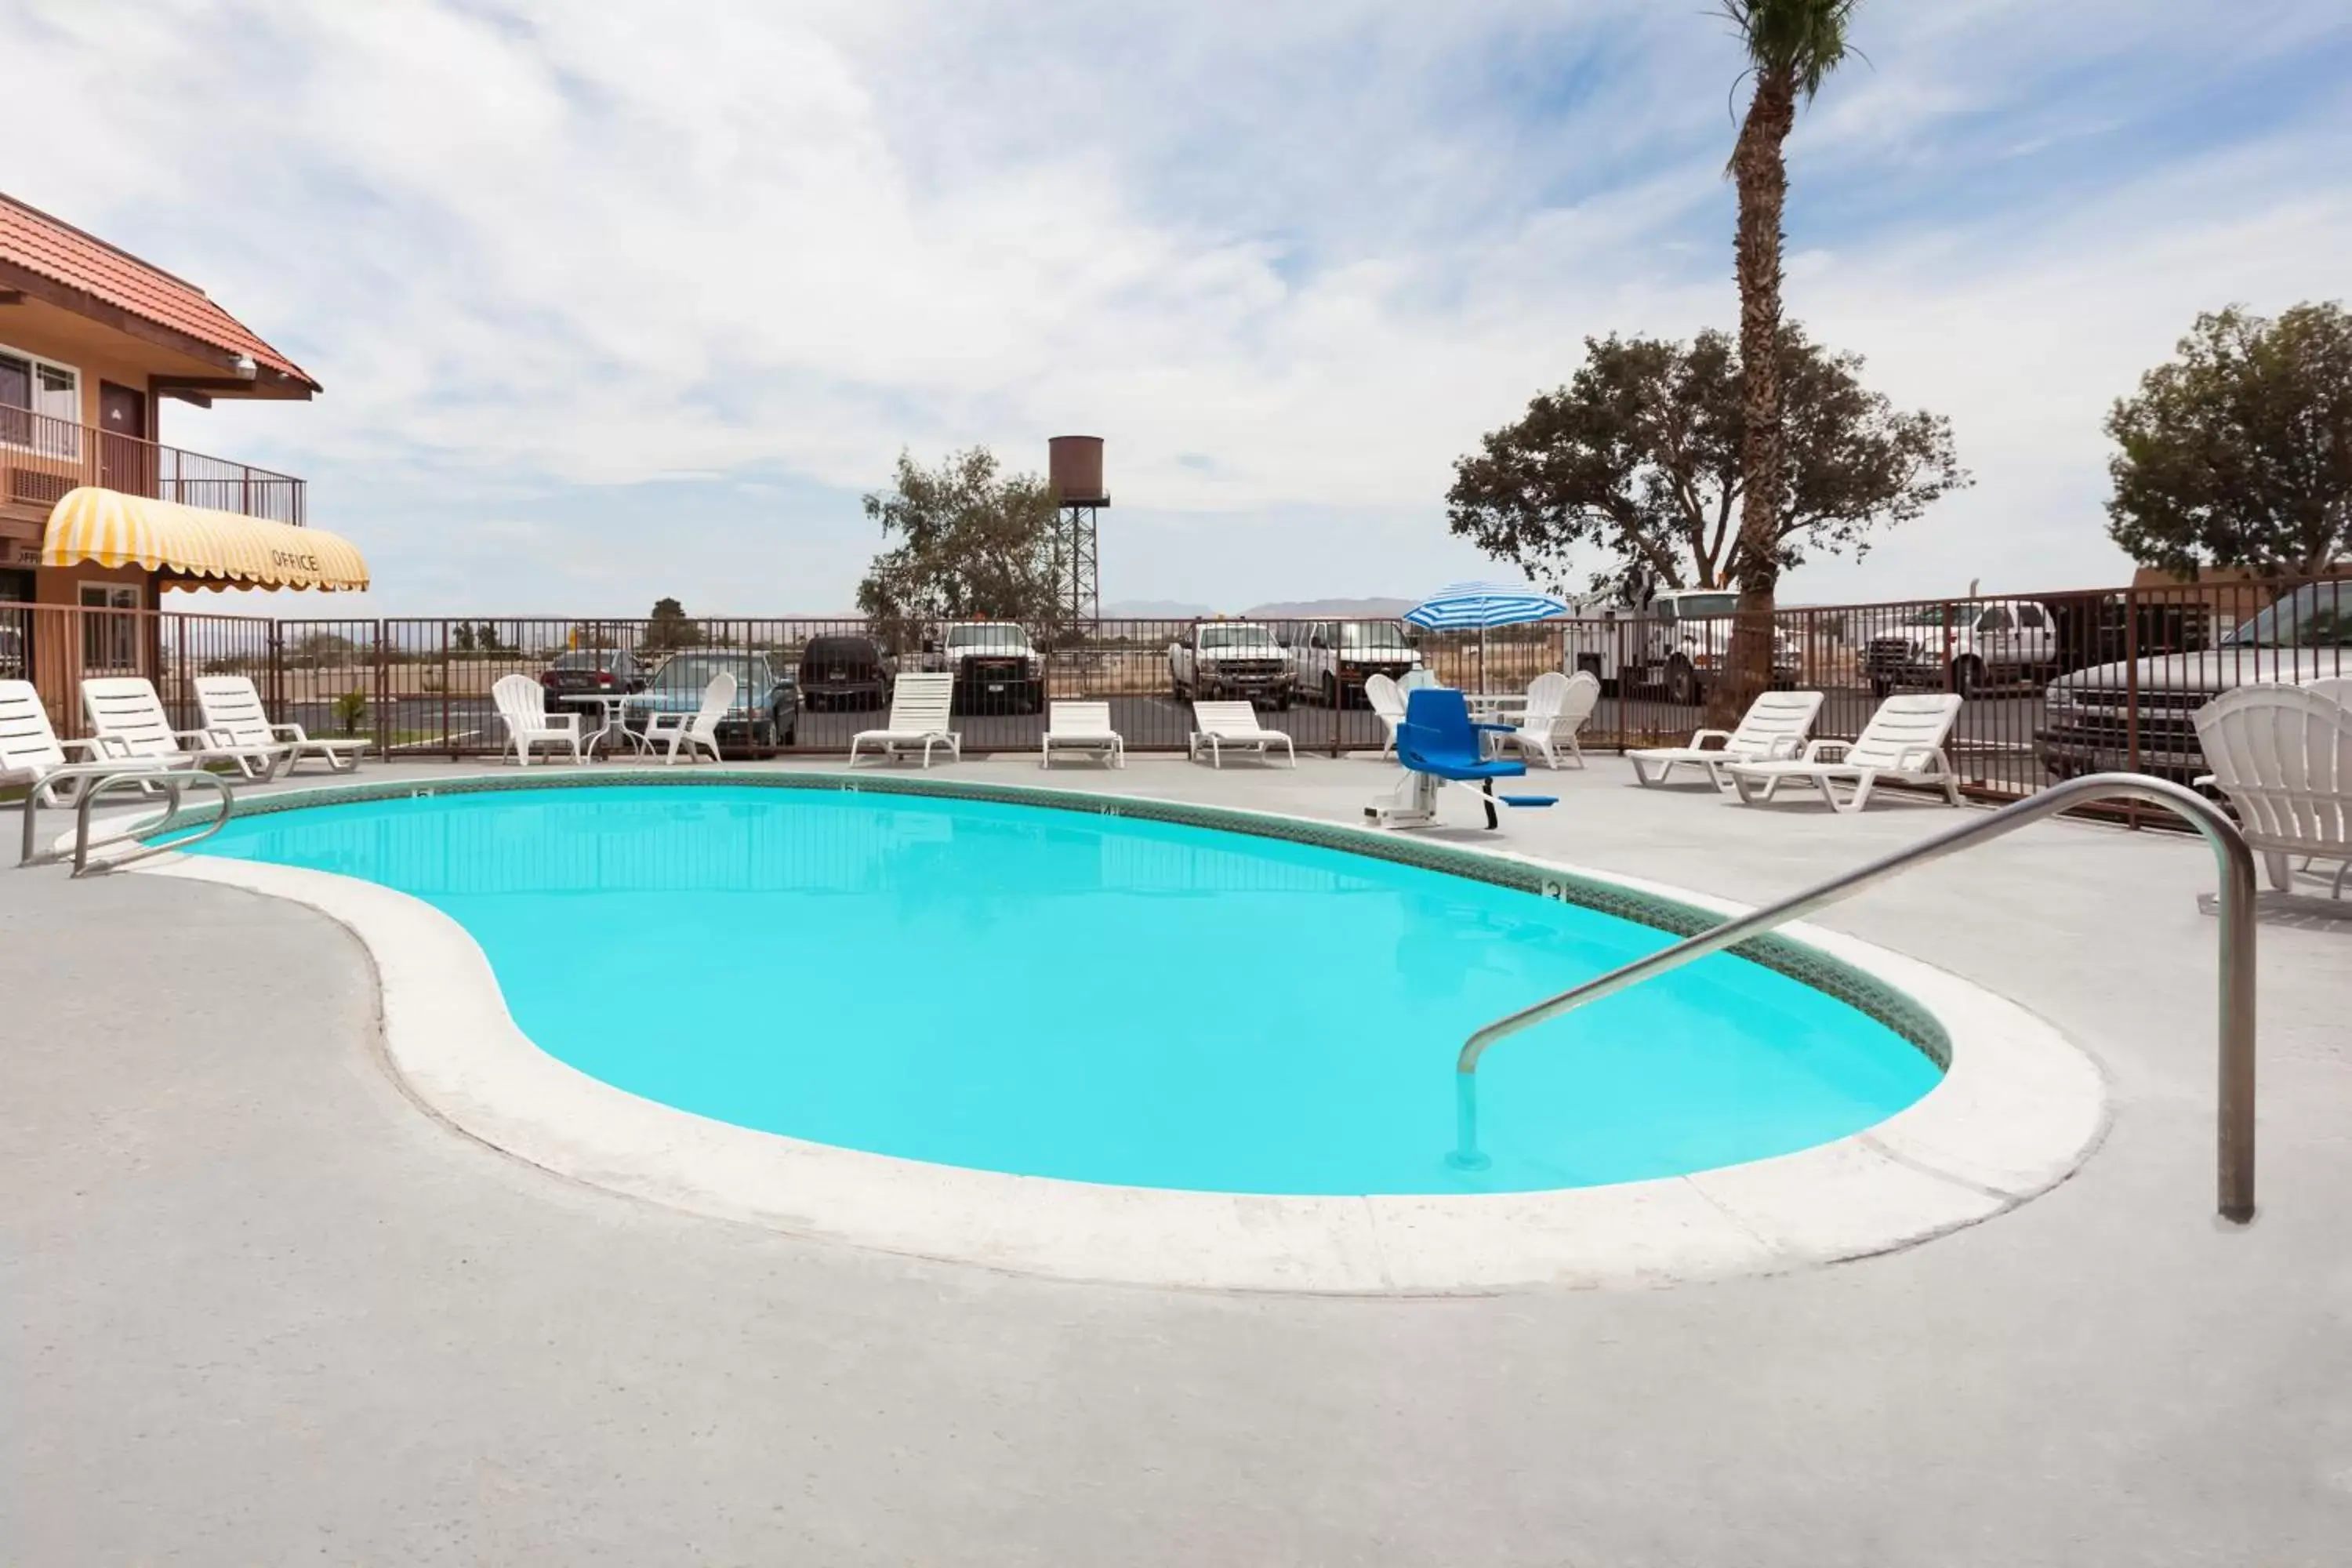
{"left": 0, "top": 191, "right": 365, "bottom": 720}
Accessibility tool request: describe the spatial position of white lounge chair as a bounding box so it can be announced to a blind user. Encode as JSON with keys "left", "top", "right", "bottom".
{"left": 644, "top": 671, "right": 735, "bottom": 764}
{"left": 1628, "top": 689, "right": 1826, "bottom": 788}
{"left": 491, "top": 673, "right": 583, "bottom": 766}
{"left": 1041, "top": 701, "right": 1123, "bottom": 768}
{"left": 1189, "top": 700, "right": 1295, "bottom": 768}
{"left": 4, "top": 679, "right": 193, "bottom": 863}
{"left": 2193, "top": 684, "right": 2352, "bottom": 898}
{"left": 850, "top": 673, "right": 960, "bottom": 767}
{"left": 2303, "top": 674, "right": 2352, "bottom": 708}
{"left": 1364, "top": 673, "right": 1407, "bottom": 760}
{"left": 1722, "top": 693, "right": 1963, "bottom": 812}
{"left": 195, "top": 674, "right": 368, "bottom": 776}
{"left": 1496, "top": 670, "right": 1599, "bottom": 770}
{"left": 82, "top": 676, "right": 288, "bottom": 782}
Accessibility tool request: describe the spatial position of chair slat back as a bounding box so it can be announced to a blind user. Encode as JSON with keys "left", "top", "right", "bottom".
{"left": 82, "top": 677, "right": 180, "bottom": 758}
{"left": 1521, "top": 670, "right": 1570, "bottom": 725}
{"left": 194, "top": 675, "right": 274, "bottom": 749}
{"left": 0, "top": 678, "right": 66, "bottom": 778}
{"left": 1726, "top": 689, "right": 1825, "bottom": 756}
{"left": 1051, "top": 701, "right": 1112, "bottom": 734}
{"left": 492, "top": 674, "right": 547, "bottom": 728}
{"left": 887, "top": 673, "right": 954, "bottom": 731}
{"left": 1847, "top": 693, "right": 1962, "bottom": 770}
{"left": 694, "top": 672, "right": 739, "bottom": 737}
{"left": 2194, "top": 685, "right": 2352, "bottom": 855}
{"left": 1192, "top": 700, "right": 1262, "bottom": 736}
{"left": 1364, "top": 673, "right": 1405, "bottom": 725}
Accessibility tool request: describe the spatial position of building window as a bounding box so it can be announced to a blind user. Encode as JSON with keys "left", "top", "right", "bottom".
{"left": 0, "top": 343, "right": 82, "bottom": 456}
{"left": 79, "top": 582, "right": 140, "bottom": 673}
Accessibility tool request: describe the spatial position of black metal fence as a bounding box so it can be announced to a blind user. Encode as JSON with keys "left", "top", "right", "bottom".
{"left": 6, "top": 577, "right": 2346, "bottom": 807}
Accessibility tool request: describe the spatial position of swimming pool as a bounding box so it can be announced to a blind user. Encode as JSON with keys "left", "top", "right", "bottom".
{"left": 191, "top": 782, "right": 1942, "bottom": 1197}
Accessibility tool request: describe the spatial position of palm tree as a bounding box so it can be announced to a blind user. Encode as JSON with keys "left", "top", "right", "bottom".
{"left": 1711, "top": 0, "right": 1860, "bottom": 724}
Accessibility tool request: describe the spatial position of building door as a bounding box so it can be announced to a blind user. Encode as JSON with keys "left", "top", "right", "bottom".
{"left": 97, "top": 381, "right": 154, "bottom": 497}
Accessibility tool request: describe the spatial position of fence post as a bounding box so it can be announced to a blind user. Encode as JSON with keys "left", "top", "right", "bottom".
{"left": 375, "top": 619, "right": 391, "bottom": 758}
{"left": 2123, "top": 588, "right": 2141, "bottom": 832}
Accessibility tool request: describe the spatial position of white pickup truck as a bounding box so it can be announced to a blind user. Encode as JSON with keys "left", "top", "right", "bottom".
{"left": 1562, "top": 588, "right": 1798, "bottom": 704}
{"left": 1169, "top": 621, "right": 1294, "bottom": 709}
{"left": 1286, "top": 619, "right": 1424, "bottom": 707}
{"left": 1860, "top": 598, "right": 2060, "bottom": 699}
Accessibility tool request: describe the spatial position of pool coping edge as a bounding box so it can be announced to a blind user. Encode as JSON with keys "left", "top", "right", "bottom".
{"left": 131, "top": 768, "right": 2108, "bottom": 1295}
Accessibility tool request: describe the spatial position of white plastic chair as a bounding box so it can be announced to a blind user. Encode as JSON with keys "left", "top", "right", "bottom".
{"left": 195, "top": 675, "right": 368, "bottom": 775}
{"left": 1189, "top": 700, "right": 1295, "bottom": 768}
{"left": 1364, "top": 673, "right": 1406, "bottom": 760}
{"left": 492, "top": 673, "right": 583, "bottom": 766}
{"left": 2194, "top": 684, "right": 2352, "bottom": 897}
{"left": 4, "top": 678, "right": 191, "bottom": 863}
{"left": 1041, "top": 701, "right": 1123, "bottom": 768}
{"left": 1722, "top": 693, "right": 1964, "bottom": 812}
{"left": 1497, "top": 670, "right": 1599, "bottom": 770}
{"left": 2303, "top": 674, "right": 2352, "bottom": 708}
{"left": 1628, "top": 690, "right": 1825, "bottom": 788}
{"left": 849, "top": 673, "right": 960, "bottom": 767}
{"left": 644, "top": 672, "right": 736, "bottom": 764}
{"left": 82, "top": 676, "right": 287, "bottom": 782}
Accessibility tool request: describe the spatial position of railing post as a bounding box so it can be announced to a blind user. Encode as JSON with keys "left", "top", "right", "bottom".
{"left": 2124, "top": 587, "right": 2141, "bottom": 831}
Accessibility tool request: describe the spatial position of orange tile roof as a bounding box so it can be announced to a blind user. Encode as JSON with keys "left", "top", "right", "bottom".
{"left": 0, "top": 192, "right": 318, "bottom": 390}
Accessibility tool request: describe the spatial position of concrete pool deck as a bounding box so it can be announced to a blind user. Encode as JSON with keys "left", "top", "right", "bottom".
{"left": 6, "top": 753, "right": 2350, "bottom": 1564}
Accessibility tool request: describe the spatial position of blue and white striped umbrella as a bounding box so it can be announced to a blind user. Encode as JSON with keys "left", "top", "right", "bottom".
{"left": 1403, "top": 582, "right": 1571, "bottom": 631}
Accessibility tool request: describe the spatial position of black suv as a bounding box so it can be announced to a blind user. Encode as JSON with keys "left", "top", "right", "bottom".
{"left": 539, "top": 648, "right": 648, "bottom": 699}
{"left": 797, "top": 633, "right": 895, "bottom": 710}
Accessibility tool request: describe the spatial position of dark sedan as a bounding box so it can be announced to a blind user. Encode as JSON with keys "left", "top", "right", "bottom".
{"left": 797, "top": 633, "right": 895, "bottom": 710}
{"left": 631, "top": 652, "right": 798, "bottom": 751}
{"left": 541, "top": 648, "right": 648, "bottom": 698}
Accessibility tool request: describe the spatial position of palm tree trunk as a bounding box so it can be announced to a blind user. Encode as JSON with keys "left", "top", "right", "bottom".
{"left": 1708, "top": 64, "right": 1798, "bottom": 730}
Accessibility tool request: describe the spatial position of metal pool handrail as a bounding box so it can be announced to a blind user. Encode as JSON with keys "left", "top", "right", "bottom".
{"left": 1456, "top": 773, "right": 2259, "bottom": 1223}
{"left": 67, "top": 769, "right": 236, "bottom": 876}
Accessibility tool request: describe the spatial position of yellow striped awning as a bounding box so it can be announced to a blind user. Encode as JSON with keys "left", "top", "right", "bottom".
{"left": 41, "top": 486, "right": 369, "bottom": 592}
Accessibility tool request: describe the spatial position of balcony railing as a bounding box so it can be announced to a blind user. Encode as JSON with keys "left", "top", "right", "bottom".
{"left": 0, "top": 405, "right": 305, "bottom": 525}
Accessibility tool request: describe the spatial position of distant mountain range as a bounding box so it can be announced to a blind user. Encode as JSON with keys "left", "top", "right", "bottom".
{"left": 1101, "top": 596, "right": 1416, "bottom": 620}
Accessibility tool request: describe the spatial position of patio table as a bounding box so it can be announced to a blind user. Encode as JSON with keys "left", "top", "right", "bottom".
{"left": 555, "top": 691, "right": 653, "bottom": 760}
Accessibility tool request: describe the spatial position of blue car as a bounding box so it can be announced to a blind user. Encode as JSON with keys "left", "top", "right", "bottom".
{"left": 633, "top": 652, "right": 798, "bottom": 751}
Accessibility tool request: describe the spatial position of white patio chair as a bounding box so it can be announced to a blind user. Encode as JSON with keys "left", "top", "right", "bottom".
{"left": 491, "top": 673, "right": 583, "bottom": 767}
{"left": 2193, "top": 684, "right": 2352, "bottom": 898}
{"left": 194, "top": 675, "right": 368, "bottom": 776}
{"left": 5, "top": 679, "right": 192, "bottom": 863}
{"left": 1041, "top": 701, "right": 1123, "bottom": 768}
{"left": 1628, "top": 689, "right": 1825, "bottom": 788}
{"left": 1364, "top": 673, "right": 1406, "bottom": 760}
{"left": 2303, "top": 674, "right": 2352, "bottom": 708}
{"left": 1496, "top": 670, "right": 1599, "bottom": 770}
{"left": 644, "top": 671, "right": 736, "bottom": 764}
{"left": 1189, "top": 700, "right": 1295, "bottom": 768}
{"left": 849, "top": 673, "right": 960, "bottom": 767}
{"left": 1722, "top": 692, "right": 1964, "bottom": 813}
{"left": 82, "top": 676, "right": 288, "bottom": 782}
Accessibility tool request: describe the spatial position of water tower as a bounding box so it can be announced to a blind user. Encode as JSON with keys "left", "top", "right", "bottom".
{"left": 1047, "top": 435, "right": 1106, "bottom": 626}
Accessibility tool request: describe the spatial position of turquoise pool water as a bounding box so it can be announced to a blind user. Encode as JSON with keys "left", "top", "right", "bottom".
{"left": 192, "top": 785, "right": 1940, "bottom": 1195}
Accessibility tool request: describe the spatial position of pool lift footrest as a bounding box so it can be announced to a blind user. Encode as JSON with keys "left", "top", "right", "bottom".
{"left": 1365, "top": 768, "right": 1557, "bottom": 831}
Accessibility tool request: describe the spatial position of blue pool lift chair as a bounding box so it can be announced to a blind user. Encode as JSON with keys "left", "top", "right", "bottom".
{"left": 1367, "top": 688, "right": 1559, "bottom": 830}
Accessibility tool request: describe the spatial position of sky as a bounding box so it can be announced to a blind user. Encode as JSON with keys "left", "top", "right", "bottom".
{"left": 5, "top": 0, "right": 2348, "bottom": 616}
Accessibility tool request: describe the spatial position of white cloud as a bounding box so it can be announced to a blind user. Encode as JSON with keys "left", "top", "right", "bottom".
{"left": 3, "top": 0, "right": 2345, "bottom": 613}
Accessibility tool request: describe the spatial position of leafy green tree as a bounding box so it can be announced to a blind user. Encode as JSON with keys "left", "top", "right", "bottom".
{"left": 855, "top": 448, "right": 1060, "bottom": 650}
{"left": 2106, "top": 303, "right": 2352, "bottom": 576}
{"left": 1716, "top": 0, "right": 1863, "bottom": 721}
{"left": 1449, "top": 327, "right": 1966, "bottom": 597}
{"left": 644, "top": 597, "right": 701, "bottom": 652}
{"left": 452, "top": 622, "right": 477, "bottom": 653}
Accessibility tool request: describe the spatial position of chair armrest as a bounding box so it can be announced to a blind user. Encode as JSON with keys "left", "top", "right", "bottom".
{"left": 1765, "top": 735, "right": 1806, "bottom": 760}
{"left": 544, "top": 713, "right": 582, "bottom": 735}
{"left": 1688, "top": 728, "right": 1732, "bottom": 750}
{"left": 1472, "top": 722, "right": 1515, "bottom": 735}
{"left": 190, "top": 726, "right": 239, "bottom": 751}
{"left": 271, "top": 722, "right": 312, "bottom": 743}
{"left": 59, "top": 736, "right": 111, "bottom": 758}
{"left": 1895, "top": 746, "right": 1947, "bottom": 773}
{"left": 1800, "top": 739, "right": 1851, "bottom": 763}
{"left": 2191, "top": 773, "right": 2216, "bottom": 789}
